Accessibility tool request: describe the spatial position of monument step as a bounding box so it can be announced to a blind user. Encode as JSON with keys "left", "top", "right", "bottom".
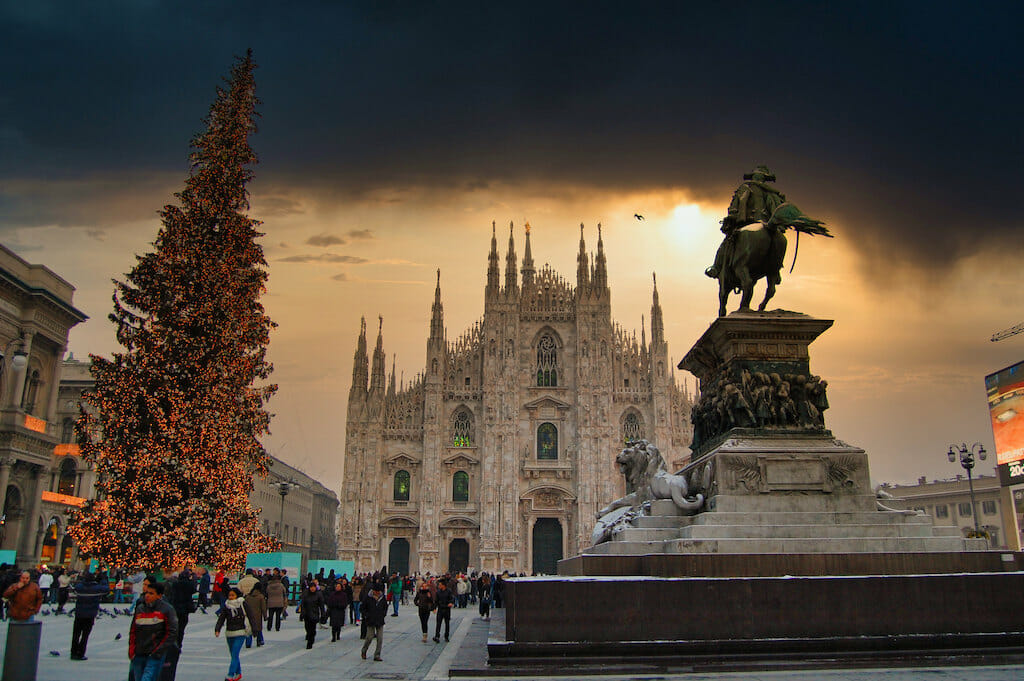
{"left": 583, "top": 535, "right": 984, "bottom": 555}
{"left": 662, "top": 536, "right": 982, "bottom": 554}
{"left": 649, "top": 499, "right": 686, "bottom": 516}
{"left": 675, "top": 523, "right": 946, "bottom": 540}
{"left": 674, "top": 511, "right": 934, "bottom": 527}
{"left": 707, "top": 493, "right": 879, "bottom": 514}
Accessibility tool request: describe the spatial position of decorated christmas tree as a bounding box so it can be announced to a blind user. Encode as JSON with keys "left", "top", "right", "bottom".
{"left": 69, "top": 51, "right": 278, "bottom": 570}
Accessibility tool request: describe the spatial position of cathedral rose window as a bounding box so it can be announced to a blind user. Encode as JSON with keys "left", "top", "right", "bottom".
{"left": 537, "top": 422, "right": 558, "bottom": 460}
{"left": 536, "top": 334, "right": 558, "bottom": 387}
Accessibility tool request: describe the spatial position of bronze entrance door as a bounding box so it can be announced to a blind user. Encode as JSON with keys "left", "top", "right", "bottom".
{"left": 531, "top": 518, "right": 562, "bottom": 575}
{"left": 388, "top": 538, "right": 410, "bottom": 575}
{"left": 448, "top": 538, "right": 469, "bottom": 573}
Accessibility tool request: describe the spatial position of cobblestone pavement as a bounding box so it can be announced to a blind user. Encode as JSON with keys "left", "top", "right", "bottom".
{"left": 3, "top": 605, "right": 1024, "bottom": 681}
{"left": 1, "top": 601, "right": 478, "bottom": 681}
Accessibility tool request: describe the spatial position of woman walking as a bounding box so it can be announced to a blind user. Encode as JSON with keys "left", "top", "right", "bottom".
{"left": 477, "top": 573, "right": 492, "bottom": 620}
{"left": 413, "top": 581, "right": 435, "bottom": 643}
{"left": 265, "top": 574, "right": 286, "bottom": 632}
{"left": 326, "top": 582, "right": 348, "bottom": 642}
{"left": 214, "top": 587, "right": 253, "bottom": 681}
{"left": 244, "top": 581, "right": 267, "bottom": 648}
{"left": 297, "top": 581, "right": 325, "bottom": 649}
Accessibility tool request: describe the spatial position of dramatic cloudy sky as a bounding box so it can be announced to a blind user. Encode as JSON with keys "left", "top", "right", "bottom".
{"left": 3, "top": 2, "right": 1022, "bottom": 491}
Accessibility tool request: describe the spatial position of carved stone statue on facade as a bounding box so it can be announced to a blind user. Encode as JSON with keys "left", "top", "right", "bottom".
{"left": 592, "top": 440, "right": 703, "bottom": 544}
{"left": 705, "top": 167, "right": 832, "bottom": 316}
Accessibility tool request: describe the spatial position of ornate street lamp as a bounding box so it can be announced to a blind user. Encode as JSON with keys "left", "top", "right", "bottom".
{"left": 947, "top": 442, "right": 987, "bottom": 537}
{"left": 273, "top": 480, "right": 295, "bottom": 547}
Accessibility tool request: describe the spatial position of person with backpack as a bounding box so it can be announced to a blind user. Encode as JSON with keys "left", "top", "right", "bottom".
{"left": 214, "top": 587, "right": 253, "bottom": 681}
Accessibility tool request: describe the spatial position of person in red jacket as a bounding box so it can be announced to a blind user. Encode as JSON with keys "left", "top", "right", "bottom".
{"left": 128, "top": 582, "right": 178, "bottom": 681}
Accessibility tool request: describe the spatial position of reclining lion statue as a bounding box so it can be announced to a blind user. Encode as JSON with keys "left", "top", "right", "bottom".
{"left": 592, "top": 439, "right": 704, "bottom": 544}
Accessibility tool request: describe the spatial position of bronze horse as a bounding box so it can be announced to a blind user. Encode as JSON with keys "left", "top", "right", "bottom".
{"left": 710, "top": 202, "right": 831, "bottom": 317}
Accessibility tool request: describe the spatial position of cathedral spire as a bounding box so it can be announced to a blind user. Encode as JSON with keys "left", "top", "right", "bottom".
{"left": 641, "top": 313, "right": 647, "bottom": 351}
{"left": 369, "top": 315, "right": 386, "bottom": 395}
{"left": 387, "top": 353, "right": 397, "bottom": 398}
{"left": 504, "top": 221, "right": 518, "bottom": 295}
{"left": 429, "top": 269, "right": 444, "bottom": 350}
{"left": 349, "top": 315, "right": 369, "bottom": 401}
{"left": 521, "top": 221, "right": 535, "bottom": 289}
{"left": 651, "top": 272, "right": 665, "bottom": 347}
{"left": 486, "top": 220, "right": 500, "bottom": 297}
{"left": 594, "top": 222, "right": 608, "bottom": 290}
{"left": 576, "top": 223, "right": 589, "bottom": 292}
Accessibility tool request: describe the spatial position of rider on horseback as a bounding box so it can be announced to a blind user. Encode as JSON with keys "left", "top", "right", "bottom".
{"left": 705, "top": 165, "right": 786, "bottom": 279}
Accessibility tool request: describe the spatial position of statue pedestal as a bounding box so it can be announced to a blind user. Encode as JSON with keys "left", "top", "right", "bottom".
{"left": 479, "top": 310, "right": 1024, "bottom": 675}
{"left": 680, "top": 309, "right": 835, "bottom": 458}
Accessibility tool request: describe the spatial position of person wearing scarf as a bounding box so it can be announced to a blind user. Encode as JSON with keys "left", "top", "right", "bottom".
{"left": 215, "top": 587, "right": 253, "bottom": 681}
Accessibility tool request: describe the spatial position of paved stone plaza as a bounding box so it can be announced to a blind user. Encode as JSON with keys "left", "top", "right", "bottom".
{"left": 2, "top": 605, "right": 1023, "bottom": 681}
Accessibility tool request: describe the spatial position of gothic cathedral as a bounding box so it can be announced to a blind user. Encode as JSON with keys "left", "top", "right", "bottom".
{"left": 338, "top": 223, "right": 693, "bottom": 575}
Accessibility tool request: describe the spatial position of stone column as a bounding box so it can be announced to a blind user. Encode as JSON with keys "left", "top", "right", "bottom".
{"left": 19, "top": 465, "right": 45, "bottom": 563}
{"left": 8, "top": 331, "right": 33, "bottom": 410}
{"left": 44, "top": 346, "right": 67, "bottom": 425}
{"left": 0, "top": 456, "right": 15, "bottom": 515}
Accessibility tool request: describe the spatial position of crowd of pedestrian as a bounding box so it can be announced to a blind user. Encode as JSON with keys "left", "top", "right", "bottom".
{"left": 1, "top": 562, "right": 516, "bottom": 681}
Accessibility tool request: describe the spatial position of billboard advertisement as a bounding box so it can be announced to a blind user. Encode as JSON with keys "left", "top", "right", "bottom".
{"left": 986, "top": 360, "right": 1024, "bottom": 465}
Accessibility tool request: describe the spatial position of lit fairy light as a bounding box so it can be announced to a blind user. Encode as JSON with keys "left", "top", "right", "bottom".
{"left": 68, "top": 51, "right": 279, "bottom": 571}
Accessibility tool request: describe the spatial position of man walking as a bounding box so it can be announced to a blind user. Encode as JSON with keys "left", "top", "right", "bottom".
{"left": 432, "top": 578, "right": 455, "bottom": 642}
{"left": 360, "top": 582, "right": 388, "bottom": 661}
{"left": 128, "top": 581, "right": 178, "bottom": 681}
{"left": 70, "top": 572, "right": 108, "bottom": 660}
{"left": 168, "top": 569, "right": 197, "bottom": 649}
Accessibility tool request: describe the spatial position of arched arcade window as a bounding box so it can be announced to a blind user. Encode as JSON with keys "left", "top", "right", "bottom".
{"left": 536, "top": 334, "right": 558, "bottom": 387}
{"left": 394, "top": 470, "right": 410, "bottom": 502}
{"left": 537, "top": 422, "right": 558, "bottom": 460}
{"left": 57, "top": 458, "right": 77, "bottom": 496}
{"left": 453, "top": 471, "right": 469, "bottom": 502}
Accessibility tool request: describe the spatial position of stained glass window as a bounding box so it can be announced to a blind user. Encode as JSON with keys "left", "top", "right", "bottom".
{"left": 537, "top": 422, "right": 558, "bottom": 460}
{"left": 453, "top": 471, "right": 469, "bottom": 502}
{"left": 394, "top": 470, "right": 410, "bottom": 501}
{"left": 537, "top": 334, "right": 558, "bottom": 386}
{"left": 452, "top": 409, "right": 474, "bottom": 447}
{"left": 623, "top": 412, "right": 644, "bottom": 443}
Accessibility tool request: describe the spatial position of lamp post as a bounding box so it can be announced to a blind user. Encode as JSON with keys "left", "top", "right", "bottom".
{"left": 947, "top": 442, "right": 987, "bottom": 536}
{"left": 274, "top": 481, "right": 294, "bottom": 548}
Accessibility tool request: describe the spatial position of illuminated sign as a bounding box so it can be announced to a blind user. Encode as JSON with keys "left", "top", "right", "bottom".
{"left": 23, "top": 414, "right": 46, "bottom": 433}
{"left": 54, "top": 444, "right": 80, "bottom": 457}
{"left": 986, "top": 360, "right": 1024, "bottom": 465}
{"left": 41, "top": 491, "right": 85, "bottom": 507}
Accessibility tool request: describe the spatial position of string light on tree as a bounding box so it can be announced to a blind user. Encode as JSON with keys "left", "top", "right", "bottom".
{"left": 69, "top": 50, "right": 278, "bottom": 571}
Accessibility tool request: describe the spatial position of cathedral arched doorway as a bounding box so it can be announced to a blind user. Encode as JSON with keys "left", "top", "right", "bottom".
{"left": 531, "top": 518, "right": 562, "bottom": 575}
{"left": 448, "top": 538, "right": 469, "bottom": 573}
{"left": 388, "top": 538, "right": 410, "bottom": 576}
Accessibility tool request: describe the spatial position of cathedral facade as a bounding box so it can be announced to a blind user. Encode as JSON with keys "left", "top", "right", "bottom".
{"left": 338, "top": 224, "right": 693, "bottom": 576}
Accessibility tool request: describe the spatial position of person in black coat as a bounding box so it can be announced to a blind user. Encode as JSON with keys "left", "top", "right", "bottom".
{"left": 70, "top": 572, "right": 108, "bottom": 660}
{"left": 360, "top": 583, "right": 388, "bottom": 661}
{"left": 432, "top": 578, "right": 455, "bottom": 643}
{"left": 167, "top": 569, "right": 197, "bottom": 649}
{"left": 297, "top": 582, "right": 325, "bottom": 649}
{"left": 326, "top": 582, "right": 348, "bottom": 642}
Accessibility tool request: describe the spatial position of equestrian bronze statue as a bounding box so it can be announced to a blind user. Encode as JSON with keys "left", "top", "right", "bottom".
{"left": 706, "top": 166, "right": 832, "bottom": 317}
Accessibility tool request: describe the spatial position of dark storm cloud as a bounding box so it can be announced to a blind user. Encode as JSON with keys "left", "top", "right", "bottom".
{"left": 2, "top": 2, "right": 1020, "bottom": 272}
{"left": 278, "top": 254, "right": 368, "bottom": 264}
{"left": 306, "top": 233, "right": 346, "bottom": 247}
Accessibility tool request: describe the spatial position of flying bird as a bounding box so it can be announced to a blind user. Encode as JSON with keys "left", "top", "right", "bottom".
{"left": 634, "top": 214, "right": 644, "bottom": 221}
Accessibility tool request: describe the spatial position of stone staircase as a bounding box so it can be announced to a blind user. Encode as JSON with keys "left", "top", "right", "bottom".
{"left": 584, "top": 496, "right": 989, "bottom": 556}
